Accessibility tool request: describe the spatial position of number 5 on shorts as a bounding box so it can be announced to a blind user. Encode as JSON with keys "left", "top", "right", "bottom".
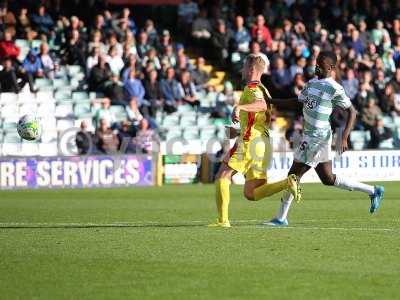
{"left": 299, "top": 141, "right": 308, "bottom": 151}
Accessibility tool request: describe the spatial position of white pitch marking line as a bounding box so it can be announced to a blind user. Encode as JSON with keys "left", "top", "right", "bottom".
{"left": 0, "top": 221, "right": 397, "bottom": 232}
{"left": 256, "top": 226, "right": 396, "bottom": 232}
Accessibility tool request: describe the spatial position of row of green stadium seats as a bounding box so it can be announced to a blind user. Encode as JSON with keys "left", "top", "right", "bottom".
{"left": 35, "top": 78, "right": 80, "bottom": 92}
{"left": 15, "top": 39, "right": 61, "bottom": 51}
{"left": 350, "top": 128, "right": 400, "bottom": 150}
{"left": 164, "top": 126, "right": 225, "bottom": 141}
{"left": 0, "top": 142, "right": 59, "bottom": 156}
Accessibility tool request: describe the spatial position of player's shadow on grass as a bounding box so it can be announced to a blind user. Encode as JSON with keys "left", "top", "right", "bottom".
{"left": 0, "top": 222, "right": 257, "bottom": 229}
{"left": 0, "top": 223, "right": 211, "bottom": 229}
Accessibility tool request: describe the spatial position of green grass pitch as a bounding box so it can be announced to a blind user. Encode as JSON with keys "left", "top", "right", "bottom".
{"left": 0, "top": 182, "right": 399, "bottom": 299}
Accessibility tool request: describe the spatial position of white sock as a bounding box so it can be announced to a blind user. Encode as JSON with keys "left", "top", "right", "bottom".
{"left": 334, "top": 175, "right": 375, "bottom": 195}
{"left": 275, "top": 191, "right": 294, "bottom": 221}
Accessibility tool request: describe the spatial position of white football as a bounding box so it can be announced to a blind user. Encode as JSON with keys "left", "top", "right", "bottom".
{"left": 17, "top": 115, "right": 41, "bottom": 141}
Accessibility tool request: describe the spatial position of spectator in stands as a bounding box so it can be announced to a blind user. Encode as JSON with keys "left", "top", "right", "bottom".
{"left": 106, "top": 45, "right": 124, "bottom": 76}
{"left": 91, "top": 14, "right": 106, "bottom": 37}
{"left": 160, "top": 67, "right": 179, "bottom": 113}
{"left": 107, "top": 32, "right": 123, "bottom": 57}
{"left": 261, "top": 1, "right": 275, "bottom": 25}
{"left": 251, "top": 15, "right": 272, "bottom": 50}
{"left": 88, "top": 55, "right": 112, "bottom": 92}
{"left": 16, "top": 7, "right": 35, "bottom": 40}
{"left": 66, "top": 16, "right": 87, "bottom": 41}
{"left": 144, "top": 69, "right": 163, "bottom": 117}
{"left": 75, "top": 120, "right": 93, "bottom": 155}
{"left": 178, "top": 0, "right": 199, "bottom": 29}
{"left": 175, "top": 42, "right": 186, "bottom": 57}
{"left": 374, "top": 70, "right": 387, "bottom": 100}
{"left": 342, "top": 68, "right": 359, "bottom": 102}
{"left": 133, "top": 118, "right": 157, "bottom": 154}
{"left": 122, "top": 30, "right": 137, "bottom": 59}
{"left": 380, "top": 83, "right": 400, "bottom": 115}
{"left": 124, "top": 67, "right": 146, "bottom": 107}
{"left": 120, "top": 8, "right": 137, "bottom": 34}
{"left": 158, "top": 30, "right": 172, "bottom": 54}
{"left": 211, "top": 19, "right": 231, "bottom": 62}
{"left": 254, "top": 29, "right": 268, "bottom": 54}
{"left": 175, "top": 49, "right": 192, "bottom": 77}
{"left": 103, "top": 74, "right": 127, "bottom": 106}
{"left": 144, "top": 19, "right": 158, "bottom": 47}
{"left": 178, "top": 70, "right": 199, "bottom": 107}
{"left": 39, "top": 42, "right": 54, "bottom": 79}
{"left": 31, "top": 5, "right": 54, "bottom": 36}
{"left": 348, "top": 30, "right": 364, "bottom": 56}
{"left": 316, "top": 29, "right": 332, "bottom": 52}
{"left": 141, "top": 48, "right": 161, "bottom": 71}
{"left": 271, "top": 57, "right": 291, "bottom": 93}
{"left": 191, "top": 57, "right": 209, "bottom": 89}
{"left": 369, "top": 116, "right": 393, "bottom": 149}
{"left": 249, "top": 41, "right": 269, "bottom": 73}
{"left": 383, "top": 49, "right": 396, "bottom": 75}
{"left": 117, "top": 120, "right": 136, "bottom": 153}
{"left": 95, "top": 98, "right": 116, "bottom": 127}
{"left": 161, "top": 44, "right": 177, "bottom": 70}
{"left": 95, "top": 118, "right": 119, "bottom": 154}
{"left": 289, "top": 56, "right": 306, "bottom": 80}
{"left": 121, "top": 53, "right": 139, "bottom": 81}
{"left": 0, "top": 57, "right": 20, "bottom": 93}
{"left": 232, "top": 15, "right": 251, "bottom": 54}
{"left": 361, "top": 44, "right": 379, "bottom": 69}
{"left": 202, "top": 84, "right": 217, "bottom": 108}
{"left": 355, "top": 81, "right": 378, "bottom": 110}
{"left": 393, "top": 36, "right": 400, "bottom": 66}
{"left": 62, "top": 29, "right": 86, "bottom": 66}
{"left": 22, "top": 49, "right": 43, "bottom": 81}
{"left": 5, "top": 0, "right": 400, "bottom": 152}
{"left": 361, "top": 98, "right": 383, "bottom": 130}
{"left": 0, "top": 3, "right": 16, "bottom": 37}
{"left": 382, "top": 30, "right": 393, "bottom": 51}
{"left": 272, "top": 40, "right": 290, "bottom": 63}
{"left": 137, "top": 31, "right": 151, "bottom": 59}
{"left": 390, "top": 68, "right": 400, "bottom": 93}
{"left": 103, "top": 10, "right": 114, "bottom": 33}
{"left": 358, "top": 20, "right": 370, "bottom": 46}
{"left": 88, "top": 30, "right": 107, "bottom": 55}
{"left": 191, "top": 9, "right": 212, "bottom": 43}
{"left": 285, "top": 121, "right": 303, "bottom": 149}
{"left": 126, "top": 97, "right": 144, "bottom": 127}
{"left": 0, "top": 30, "right": 20, "bottom": 60}
{"left": 87, "top": 47, "right": 101, "bottom": 77}
{"left": 371, "top": 20, "right": 389, "bottom": 46}
{"left": 115, "top": 17, "right": 130, "bottom": 41}
{"left": 213, "top": 81, "right": 236, "bottom": 118}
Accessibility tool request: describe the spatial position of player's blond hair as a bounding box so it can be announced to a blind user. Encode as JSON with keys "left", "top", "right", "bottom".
{"left": 244, "top": 54, "right": 266, "bottom": 72}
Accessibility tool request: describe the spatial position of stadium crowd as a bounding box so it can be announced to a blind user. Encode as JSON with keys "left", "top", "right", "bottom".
{"left": 1, "top": 0, "right": 400, "bottom": 151}
{"left": 187, "top": 0, "right": 400, "bottom": 148}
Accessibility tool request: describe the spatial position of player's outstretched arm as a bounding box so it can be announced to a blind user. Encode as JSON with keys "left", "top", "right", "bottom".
{"left": 340, "top": 105, "right": 357, "bottom": 154}
{"left": 236, "top": 100, "right": 268, "bottom": 112}
{"left": 231, "top": 100, "right": 267, "bottom": 123}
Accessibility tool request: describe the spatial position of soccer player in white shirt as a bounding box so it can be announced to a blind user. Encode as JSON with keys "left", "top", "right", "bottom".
{"left": 265, "top": 51, "right": 384, "bottom": 226}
